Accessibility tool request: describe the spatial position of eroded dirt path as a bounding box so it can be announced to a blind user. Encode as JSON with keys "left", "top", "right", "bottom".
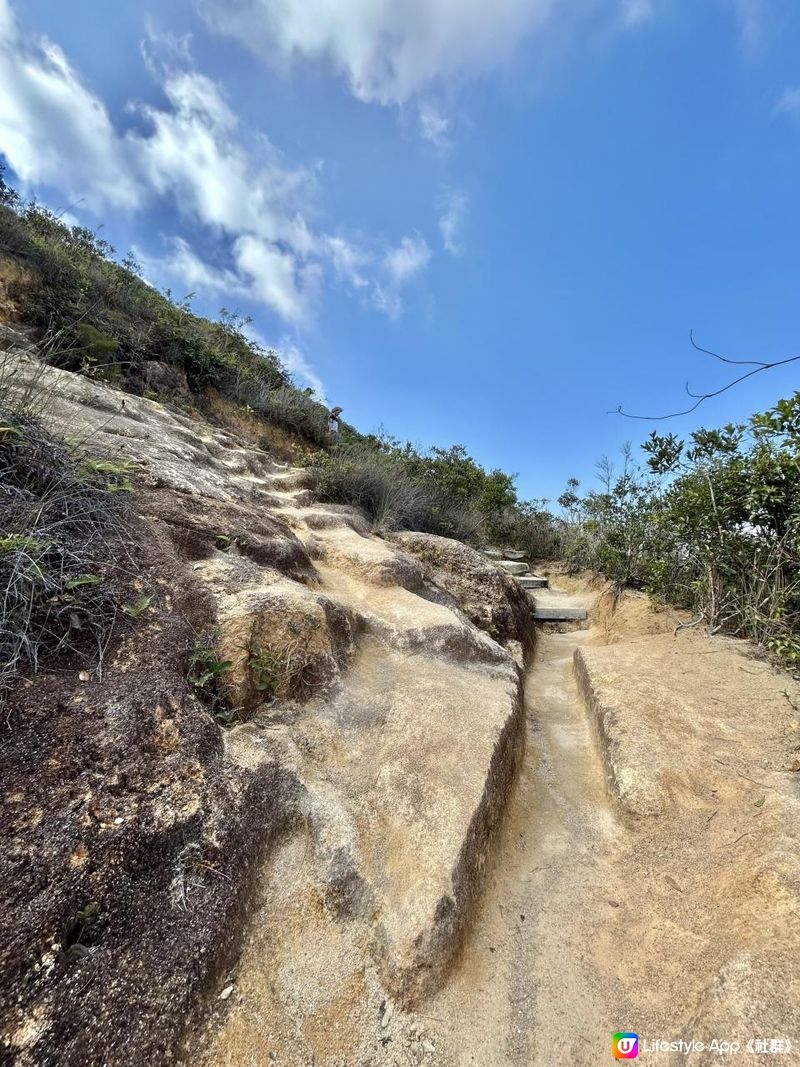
{"left": 205, "top": 603, "right": 626, "bottom": 1067}
{"left": 421, "top": 615, "right": 625, "bottom": 1065}
{"left": 201, "top": 571, "right": 800, "bottom": 1067}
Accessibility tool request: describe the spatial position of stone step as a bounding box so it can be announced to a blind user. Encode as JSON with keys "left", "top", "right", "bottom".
{"left": 502, "top": 549, "right": 528, "bottom": 561}
{"left": 497, "top": 560, "right": 530, "bottom": 576}
{"left": 518, "top": 575, "right": 548, "bottom": 589}
{"left": 483, "top": 547, "right": 503, "bottom": 560}
{"left": 533, "top": 605, "right": 588, "bottom": 622}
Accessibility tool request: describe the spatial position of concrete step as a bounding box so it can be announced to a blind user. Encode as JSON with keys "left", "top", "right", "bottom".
{"left": 497, "top": 560, "right": 530, "bottom": 576}
{"left": 533, "top": 605, "right": 588, "bottom": 622}
{"left": 518, "top": 575, "right": 548, "bottom": 589}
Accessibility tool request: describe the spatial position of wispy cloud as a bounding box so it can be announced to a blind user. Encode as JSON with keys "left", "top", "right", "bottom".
{"left": 437, "top": 189, "right": 468, "bottom": 254}
{"left": 277, "top": 336, "right": 326, "bottom": 399}
{"left": 0, "top": 0, "right": 435, "bottom": 348}
{"left": 200, "top": 0, "right": 558, "bottom": 108}
{"left": 726, "top": 0, "right": 768, "bottom": 53}
{"left": 372, "top": 235, "right": 432, "bottom": 320}
{"left": 775, "top": 86, "right": 800, "bottom": 117}
{"left": 417, "top": 100, "right": 451, "bottom": 148}
{"left": 384, "top": 235, "right": 432, "bottom": 286}
{"left": 241, "top": 324, "right": 326, "bottom": 398}
{"left": 619, "top": 0, "right": 656, "bottom": 27}
{"left": 0, "top": 0, "right": 141, "bottom": 209}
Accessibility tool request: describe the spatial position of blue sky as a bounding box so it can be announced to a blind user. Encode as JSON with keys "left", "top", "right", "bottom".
{"left": 2, "top": 0, "right": 800, "bottom": 501}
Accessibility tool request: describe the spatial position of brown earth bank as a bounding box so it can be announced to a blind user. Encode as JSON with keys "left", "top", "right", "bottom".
{"left": 3, "top": 329, "right": 800, "bottom": 1066}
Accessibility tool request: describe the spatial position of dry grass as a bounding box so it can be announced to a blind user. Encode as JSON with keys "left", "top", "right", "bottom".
{"left": 0, "top": 354, "right": 131, "bottom": 706}
{"left": 201, "top": 388, "right": 318, "bottom": 462}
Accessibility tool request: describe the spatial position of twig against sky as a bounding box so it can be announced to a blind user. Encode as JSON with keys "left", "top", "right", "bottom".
{"left": 610, "top": 331, "right": 800, "bottom": 420}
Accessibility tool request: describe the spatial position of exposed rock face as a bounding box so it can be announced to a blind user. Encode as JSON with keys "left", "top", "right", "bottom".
{"left": 390, "top": 531, "right": 536, "bottom": 663}
{"left": 1, "top": 338, "right": 535, "bottom": 1064}
{"left": 1, "top": 509, "right": 302, "bottom": 1067}
{"left": 0, "top": 255, "right": 36, "bottom": 324}
{"left": 142, "top": 359, "right": 191, "bottom": 400}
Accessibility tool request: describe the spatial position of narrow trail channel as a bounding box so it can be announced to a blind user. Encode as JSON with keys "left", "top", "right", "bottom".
{"left": 424, "top": 615, "right": 627, "bottom": 1065}
{"left": 204, "top": 578, "right": 800, "bottom": 1066}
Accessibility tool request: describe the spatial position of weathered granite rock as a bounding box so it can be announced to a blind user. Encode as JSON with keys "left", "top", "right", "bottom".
{"left": 2, "top": 345, "right": 532, "bottom": 1062}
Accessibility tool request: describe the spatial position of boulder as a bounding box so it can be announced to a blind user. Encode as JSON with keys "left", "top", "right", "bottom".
{"left": 390, "top": 531, "right": 536, "bottom": 661}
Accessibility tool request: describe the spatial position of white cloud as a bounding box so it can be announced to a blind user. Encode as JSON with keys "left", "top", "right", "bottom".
{"left": 233, "top": 233, "right": 309, "bottom": 323}
{"left": 324, "top": 234, "right": 371, "bottom": 290}
{"left": 133, "top": 72, "right": 315, "bottom": 252}
{"left": 370, "top": 234, "right": 432, "bottom": 319}
{"left": 776, "top": 86, "right": 800, "bottom": 117}
{"left": 201, "top": 0, "right": 559, "bottom": 106}
{"left": 384, "top": 234, "right": 432, "bottom": 285}
{"left": 0, "top": 1, "right": 433, "bottom": 339}
{"left": 0, "top": 0, "right": 141, "bottom": 208}
{"left": 135, "top": 236, "right": 247, "bottom": 297}
{"left": 437, "top": 189, "right": 468, "bottom": 254}
{"left": 726, "top": 0, "right": 768, "bottom": 52}
{"left": 417, "top": 100, "right": 451, "bottom": 148}
{"left": 620, "top": 0, "right": 655, "bottom": 26}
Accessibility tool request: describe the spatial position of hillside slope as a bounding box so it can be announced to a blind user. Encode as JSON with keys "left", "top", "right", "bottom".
{"left": 1, "top": 329, "right": 534, "bottom": 1066}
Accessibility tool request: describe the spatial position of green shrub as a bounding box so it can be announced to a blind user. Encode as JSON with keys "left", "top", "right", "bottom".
{"left": 0, "top": 169, "right": 293, "bottom": 407}
{"left": 187, "top": 634, "right": 235, "bottom": 723}
{"left": 255, "top": 387, "right": 329, "bottom": 447}
{"left": 0, "top": 406, "right": 129, "bottom": 702}
{"left": 308, "top": 444, "right": 483, "bottom": 540}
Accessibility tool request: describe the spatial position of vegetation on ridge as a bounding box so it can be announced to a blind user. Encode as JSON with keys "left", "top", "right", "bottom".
{"left": 3, "top": 168, "right": 800, "bottom": 669}
{"left": 557, "top": 404, "right": 800, "bottom": 666}
{"left": 0, "top": 402, "right": 130, "bottom": 702}
{"left": 0, "top": 167, "right": 560, "bottom": 548}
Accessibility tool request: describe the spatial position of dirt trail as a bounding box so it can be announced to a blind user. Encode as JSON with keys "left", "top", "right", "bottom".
{"left": 418, "top": 604, "right": 625, "bottom": 1065}
{"left": 205, "top": 584, "right": 631, "bottom": 1066}
{"left": 202, "top": 572, "right": 800, "bottom": 1066}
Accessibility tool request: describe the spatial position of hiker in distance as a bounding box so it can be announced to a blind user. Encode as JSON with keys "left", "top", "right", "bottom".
{"left": 328, "top": 406, "right": 342, "bottom": 444}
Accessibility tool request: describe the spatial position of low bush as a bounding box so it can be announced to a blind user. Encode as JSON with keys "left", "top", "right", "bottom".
{"left": 555, "top": 406, "right": 800, "bottom": 666}
{"left": 307, "top": 444, "right": 483, "bottom": 541}
{"left": 255, "top": 387, "right": 330, "bottom": 448}
{"left": 0, "top": 405, "right": 129, "bottom": 703}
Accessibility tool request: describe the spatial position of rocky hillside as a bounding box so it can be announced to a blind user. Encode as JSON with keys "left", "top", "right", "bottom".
{"left": 1, "top": 328, "right": 535, "bottom": 1066}
{"left": 4, "top": 323, "right": 800, "bottom": 1067}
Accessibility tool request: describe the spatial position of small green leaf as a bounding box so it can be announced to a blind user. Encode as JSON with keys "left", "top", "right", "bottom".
{"left": 65, "top": 574, "right": 103, "bottom": 589}
{"left": 122, "top": 594, "right": 153, "bottom": 617}
{"left": 753, "top": 796, "right": 766, "bottom": 808}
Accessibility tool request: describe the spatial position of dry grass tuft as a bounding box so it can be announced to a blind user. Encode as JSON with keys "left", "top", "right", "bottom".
{"left": 0, "top": 389, "right": 131, "bottom": 706}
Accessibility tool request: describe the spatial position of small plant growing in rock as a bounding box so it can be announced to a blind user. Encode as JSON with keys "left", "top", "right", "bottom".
{"left": 248, "top": 643, "right": 284, "bottom": 698}
{"left": 80, "top": 458, "right": 137, "bottom": 493}
{"left": 187, "top": 635, "right": 236, "bottom": 725}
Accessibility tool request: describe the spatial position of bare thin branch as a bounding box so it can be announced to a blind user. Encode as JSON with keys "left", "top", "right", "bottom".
{"left": 610, "top": 335, "right": 800, "bottom": 420}
{"left": 688, "top": 330, "right": 766, "bottom": 367}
